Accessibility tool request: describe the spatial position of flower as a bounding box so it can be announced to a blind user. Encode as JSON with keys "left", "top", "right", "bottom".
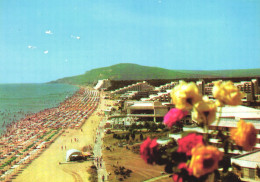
{"left": 230, "top": 120, "right": 257, "bottom": 151}
{"left": 140, "top": 137, "right": 159, "bottom": 164}
{"left": 164, "top": 108, "right": 188, "bottom": 128}
{"left": 177, "top": 133, "right": 204, "bottom": 156}
{"left": 192, "top": 98, "right": 217, "bottom": 125}
{"left": 171, "top": 81, "right": 202, "bottom": 110}
{"left": 172, "top": 163, "right": 193, "bottom": 182}
{"left": 189, "top": 145, "right": 223, "bottom": 178}
{"left": 173, "top": 174, "right": 183, "bottom": 182}
{"left": 212, "top": 81, "right": 245, "bottom": 106}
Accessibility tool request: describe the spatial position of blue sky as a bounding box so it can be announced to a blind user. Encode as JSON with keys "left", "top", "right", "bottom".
{"left": 0, "top": 0, "right": 259, "bottom": 83}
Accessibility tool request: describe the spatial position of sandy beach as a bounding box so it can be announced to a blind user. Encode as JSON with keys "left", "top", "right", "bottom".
{"left": 10, "top": 90, "right": 111, "bottom": 182}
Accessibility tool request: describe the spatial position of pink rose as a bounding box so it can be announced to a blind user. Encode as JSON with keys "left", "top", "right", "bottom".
{"left": 164, "top": 108, "right": 188, "bottom": 128}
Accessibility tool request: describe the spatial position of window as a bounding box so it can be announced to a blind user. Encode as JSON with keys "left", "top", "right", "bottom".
{"left": 244, "top": 168, "right": 249, "bottom": 178}
{"left": 249, "top": 168, "right": 255, "bottom": 179}
{"left": 131, "top": 110, "right": 154, "bottom": 114}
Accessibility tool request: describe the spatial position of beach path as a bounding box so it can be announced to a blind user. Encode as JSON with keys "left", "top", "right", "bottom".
{"left": 13, "top": 92, "right": 110, "bottom": 182}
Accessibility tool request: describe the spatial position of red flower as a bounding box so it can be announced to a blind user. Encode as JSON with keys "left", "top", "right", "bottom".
{"left": 164, "top": 108, "right": 188, "bottom": 128}
{"left": 140, "top": 137, "right": 158, "bottom": 164}
{"left": 173, "top": 163, "right": 193, "bottom": 182}
{"left": 173, "top": 174, "right": 183, "bottom": 182}
{"left": 177, "top": 133, "right": 204, "bottom": 156}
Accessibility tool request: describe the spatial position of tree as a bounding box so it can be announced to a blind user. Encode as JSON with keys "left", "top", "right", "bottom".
{"left": 130, "top": 123, "right": 137, "bottom": 130}
{"left": 129, "top": 123, "right": 137, "bottom": 133}
{"left": 149, "top": 123, "right": 158, "bottom": 132}
{"left": 131, "top": 133, "right": 135, "bottom": 140}
{"left": 137, "top": 124, "right": 143, "bottom": 129}
{"left": 126, "top": 134, "right": 130, "bottom": 142}
{"left": 144, "top": 122, "right": 150, "bottom": 131}
{"left": 113, "top": 133, "right": 117, "bottom": 139}
{"left": 158, "top": 122, "right": 165, "bottom": 130}
{"left": 140, "top": 133, "right": 144, "bottom": 141}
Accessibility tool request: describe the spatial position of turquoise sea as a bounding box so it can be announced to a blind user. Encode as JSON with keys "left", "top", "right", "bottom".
{"left": 0, "top": 83, "right": 79, "bottom": 134}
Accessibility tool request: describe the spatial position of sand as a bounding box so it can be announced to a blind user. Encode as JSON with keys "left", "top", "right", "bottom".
{"left": 13, "top": 93, "right": 112, "bottom": 182}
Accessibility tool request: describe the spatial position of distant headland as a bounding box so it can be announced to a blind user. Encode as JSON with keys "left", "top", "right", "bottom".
{"left": 50, "top": 63, "right": 260, "bottom": 85}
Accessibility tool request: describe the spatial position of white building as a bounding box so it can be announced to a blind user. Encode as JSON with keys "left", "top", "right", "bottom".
{"left": 231, "top": 149, "right": 260, "bottom": 181}
{"left": 125, "top": 101, "right": 169, "bottom": 122}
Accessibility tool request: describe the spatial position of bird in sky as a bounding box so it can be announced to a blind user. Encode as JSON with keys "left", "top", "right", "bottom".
{"left": 45, "top": 30, "right": 53, "bottom": 35}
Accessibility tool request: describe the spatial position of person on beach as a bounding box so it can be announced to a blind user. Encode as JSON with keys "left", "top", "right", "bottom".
{"left": 0, "top": 88, "right": 101, "bottom": 179}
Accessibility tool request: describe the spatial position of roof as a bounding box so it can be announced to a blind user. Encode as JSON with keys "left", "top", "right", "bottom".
{"left": 157, "top": 139, "right": 170, "bottom": 145}
{"left": 66, "top": 149, "right": 82, "bottom": 161}
{"left": 131, "top": 102, "right": 154, "bottom": 107}
{"left": 210, "top": 118, "right": 260, "bottom": 129}
{"left": 168, "top": 133, "right": 182, "bottom": 140}
{"left": 231, "top": 149, "right": 260, "bottom": 168}
{"left": 217, "top": 105, "right": 260, "bottom": 120}
{"left": 126, "top": 101, "right": 154, "bottom": 110}
{"left": 209, "top": 106, "right": 260, "bottom": 129}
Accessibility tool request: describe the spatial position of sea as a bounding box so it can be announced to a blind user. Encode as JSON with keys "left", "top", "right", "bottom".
{"left": 0, "top": 83, "right": 79, "bottom": 134}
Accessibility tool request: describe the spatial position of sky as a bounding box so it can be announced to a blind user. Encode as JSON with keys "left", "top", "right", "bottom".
{"left": 0, "top": 0, "right": 259, "bottom": 83}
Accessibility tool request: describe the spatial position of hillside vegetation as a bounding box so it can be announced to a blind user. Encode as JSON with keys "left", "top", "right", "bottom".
{"left": 51, "top": 63, "right": 260, "bottom": 85}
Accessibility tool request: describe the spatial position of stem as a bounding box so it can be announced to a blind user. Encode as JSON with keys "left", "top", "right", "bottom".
{"left": 204, "top": 117, "right": 209, "bottom": 144}
{"left": 210, "top": 106, "right": 223, "bottom": 135}
{"left": 216, "top": 106, "right": 223, "bottom": 130}
{"left": 204, "top": 117, "right": 208, "bottom": 134}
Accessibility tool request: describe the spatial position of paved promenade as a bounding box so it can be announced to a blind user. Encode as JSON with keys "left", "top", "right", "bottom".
{"left": 93, "top": 117, "right": 108, "bottom": 182}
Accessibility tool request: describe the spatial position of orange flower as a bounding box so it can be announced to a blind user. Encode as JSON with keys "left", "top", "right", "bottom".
{"left": 230, "top": 120, "right": 257, "bottom": 151}
{"left": 171, "top": 81, "right": 202, "bottom": 110}
{"left": 192, "top": 98, "right": 217, "bottom": 125}
{"left": 212, "top": 81, "right": 245, "bottom": 106}
{"left": 189, "top": 145, "right": 223, "bottom": 178}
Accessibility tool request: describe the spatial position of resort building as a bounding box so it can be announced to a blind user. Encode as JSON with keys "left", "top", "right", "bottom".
{"left": 204, "top": 82, "right": 214, "bottom": 96}
{"left": 112, "top": 78, "right": 259, "bottom": 106}
{"left": 252, "top": 79, "right": 259, "bottom": 98}
{"left": 209, "top": 106, "right": 260, "bottom": 150}
{"left": 141, "top": 90, "right": 172, "bottom": 102}
{"left": 111, "top": 81, "right": 154, "bottom": 95}
{"left": 120, "top": 90, "right": 158, "bottom": 100}
{"left": 231, "top": 149, "right": 260, "bottom": 181}
{"left": 203, "top": 79, "right": 259, "bottom": 104}
{"left": 154, "top": 81, "right": 178, "bottom": 92}
{"left": 169, "top": 105, "right": 260, "bottom": 156}
{"left": 196, "top": 80, "right": 205, "bottom": 95}
{"left": 124, "top": 101, "right": 169, "bottom": 122}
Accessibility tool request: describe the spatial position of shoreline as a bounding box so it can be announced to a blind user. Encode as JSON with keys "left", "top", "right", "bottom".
{"left": 0, "top": 83, "right": 79, "bottom": 135}
{"left": 0, "top": 87, "right": 101, "bottom": 181}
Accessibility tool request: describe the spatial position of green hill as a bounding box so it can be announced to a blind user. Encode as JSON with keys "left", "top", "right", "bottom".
{"left": 51, "top": 63, "right": 260, "bottom": 85}
{"left": 178, "top": 69, "right": 260, "bottom": 78}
